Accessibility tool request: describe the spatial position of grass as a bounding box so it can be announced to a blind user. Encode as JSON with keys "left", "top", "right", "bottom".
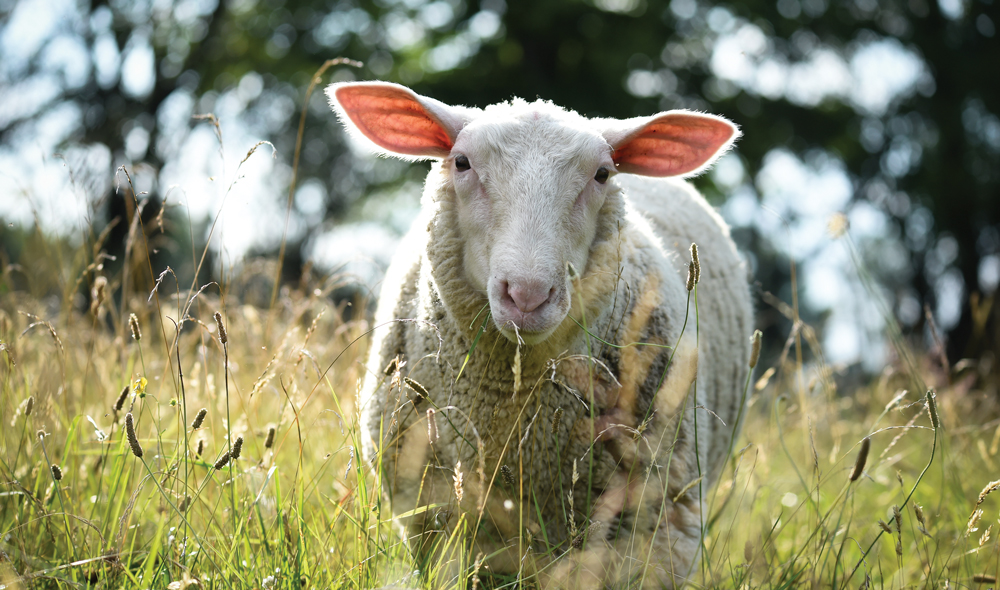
{"left": 3, "top": 111, "right": 1000, "bottom": 590}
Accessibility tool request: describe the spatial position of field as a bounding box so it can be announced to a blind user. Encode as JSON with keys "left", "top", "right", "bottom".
{"left": 2, "top": 177, "right": 1000, "bottom": 590}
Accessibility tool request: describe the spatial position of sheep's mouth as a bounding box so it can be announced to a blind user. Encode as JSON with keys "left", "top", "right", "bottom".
{"left": 490, "top": 290, "right": 570, "bottom": 345}
{"left": 495, "top": 319, "right": 561, "bottom": 346}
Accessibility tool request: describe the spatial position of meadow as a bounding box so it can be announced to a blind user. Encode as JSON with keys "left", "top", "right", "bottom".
{"left": 1, "top": 163, "right": 1000, "bottom": 590}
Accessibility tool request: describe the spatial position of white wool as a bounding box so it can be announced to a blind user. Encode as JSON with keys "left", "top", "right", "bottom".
{"left": 331, "top": 83, "right": 754, "bottom": 588}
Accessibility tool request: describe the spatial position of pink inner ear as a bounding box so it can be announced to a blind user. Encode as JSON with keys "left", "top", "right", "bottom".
{"left": 612, "top": 113, "right": 736, "bottom": 177}
{"left": 335, "top": 85, "right": 454, "bottom": 157}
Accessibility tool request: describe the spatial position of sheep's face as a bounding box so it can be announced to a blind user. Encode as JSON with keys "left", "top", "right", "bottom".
{"left": 328, "top": 82, "right": 739, "bottom": 345}
{"left": 447, "top": 109, "right": 615, "bottom": 344}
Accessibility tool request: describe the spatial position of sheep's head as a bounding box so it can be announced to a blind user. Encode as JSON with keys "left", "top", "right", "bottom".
{"left": 328, "top": 82, "right": 738, "bottom": 345}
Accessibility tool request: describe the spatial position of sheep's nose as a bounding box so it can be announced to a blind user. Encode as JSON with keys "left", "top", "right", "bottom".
{"left": 503, "top": 280, "right": 556, "bottom": 313}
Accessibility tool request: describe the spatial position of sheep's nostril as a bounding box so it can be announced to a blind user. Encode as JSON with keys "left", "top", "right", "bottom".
{"left": 499, "top": 280, "right": 512, "bottom": 302}
{"left": 509, "top": 281, "right": 553, "bottom": 313}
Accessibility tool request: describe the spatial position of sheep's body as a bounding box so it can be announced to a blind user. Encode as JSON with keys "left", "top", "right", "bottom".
{"left": 360, "top": 171, "right": 752, "bottom": 586}
{"left": 329, "top": 81, "right": 753, "bottom": 587}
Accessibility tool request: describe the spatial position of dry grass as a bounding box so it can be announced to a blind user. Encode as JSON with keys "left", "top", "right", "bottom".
{"left": 0, "top": 227, "right": 382, "bottom": 588}
{"left": 3, "top": 189, "right": 999, "bottom": 590}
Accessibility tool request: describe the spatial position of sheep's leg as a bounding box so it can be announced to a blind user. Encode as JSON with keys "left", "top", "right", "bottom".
{"left": 617, "top": 496, "right": 703, "bottom": 589}
{"left": 538, "top": 543, "right": 613, "bottom": 590}
{"left": 538, "top": 461, "right": 702, "bottom": 589}
{"left": 408, "top": 487, "right": 536, "bottom": 588}
{"left": 539, "top": 506, "right": 701, "bottom": 590}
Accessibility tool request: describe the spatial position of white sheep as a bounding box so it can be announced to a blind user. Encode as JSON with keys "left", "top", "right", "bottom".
{"left": 327, "top": 81, "right": 754, "bottom": 589}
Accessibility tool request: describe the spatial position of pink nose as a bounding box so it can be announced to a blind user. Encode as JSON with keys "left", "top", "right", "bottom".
{"left": 503, "top": 280, "right": 555, "bottom": 313}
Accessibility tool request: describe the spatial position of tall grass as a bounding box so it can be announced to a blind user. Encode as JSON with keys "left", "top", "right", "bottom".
{"left": 2, "top": 103, "right": 1000, "bottom": 590}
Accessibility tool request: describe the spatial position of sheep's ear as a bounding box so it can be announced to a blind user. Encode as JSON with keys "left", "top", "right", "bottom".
{"left": 326, "top": 81, "right": 470, "bottom": 159}
{"left": 602, "top": 111, "right": 740, "bottom": 177}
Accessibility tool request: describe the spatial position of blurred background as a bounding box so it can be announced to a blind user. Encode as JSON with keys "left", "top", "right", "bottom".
{"left": 0, "top": 0, "right": 998, "bottom": 373}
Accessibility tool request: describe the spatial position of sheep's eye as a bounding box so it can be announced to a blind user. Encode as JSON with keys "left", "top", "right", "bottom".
{"left": 595, "top": 167, "right": 610, "bottom": 184}
{"left": 455, "top": 155, "right": 471, "bottom": 171}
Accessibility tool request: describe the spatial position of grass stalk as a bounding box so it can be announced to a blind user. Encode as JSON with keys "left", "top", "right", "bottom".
{"left": 841, "top": 391, "right": 940, "bottom": 588}
{"left": 38, "top": 435, "right": 77, "bottom": 567}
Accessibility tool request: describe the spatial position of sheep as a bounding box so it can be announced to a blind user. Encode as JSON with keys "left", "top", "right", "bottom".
{"left": 327, "top": 81, "right": 754, "bottom": 589}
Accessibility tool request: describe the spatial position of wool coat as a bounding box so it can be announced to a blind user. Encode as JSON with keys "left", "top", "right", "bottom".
{"left": 358, "top": 165, "right": 752, "bottom": 587}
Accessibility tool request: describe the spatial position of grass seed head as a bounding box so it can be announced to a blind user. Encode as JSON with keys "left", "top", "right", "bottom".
{"left": 914, "top": 503, "right": 926, "bottom": 527}
{"left": 191, "top": 408, "right": 208, "bottom": 430}
{"left": 472, "top": 553, "right": 483, "bottom": 590}
{"left": 196, "top": 439, "right": 205, "bottom": 458}
{"left": 686, "top": 261, "right": 696, "bottom": 291}
{"left": 974, "top": 574, "right": 998, "bottom": 584}
{"left": 749, "top": 330, "right": 762, "bottom": 369}
{"left": 892, "top": 504, "right": 902, "bottom": 534}
{"left": 968, "top": 508, "right": 984, "bottom": 535}
{"left": 43, "top": 323, "right": 63, "bottom": 355}
{"left": 878, "top": 519, "right": 892, "bottom": 533}
{"left": 551, "top": 407, "right": 563, "bottom": 436}
{"left": 500, "top": 464, "right": 515, "bottom": 487}
{"left": 214, "top": 450, "right": 231, "bottom": 470}
{"left": 114, "top": 385, "right": 129, "bottom": 412}
{"left": 214, "top": 311, "right": 227, "bottom": 344}
{"left": 231, "top": 435, "right": 244, "bottom": 461}
{"left": 25, "top": 396, "right": 33, "bottom": 417}
{"left": 129, "top": 313, "right": 141, "bottom": 341}
{"left": 512, "top": 343, "right": 522, "bottom": 393}
{"left": 850, "top": 436, "right": 871, "bottom": 482}
{"left": 426, "top": 408, "right": 439, "bottom": 443}
{"left": 91, "top": 276, "right": 107, "bottom": 314}
{"left": 389, "top": 368, "right": 401, "bottom": 393}
{"left": 926, "top": 390, "right": 940, "bottom": 429}
{"left": 403, "top": 376, "right": 428, "bottom": 401}
{"left": 0, "top": 342, "right": 16, "bottom": 367}
{"left": 827, "top": 212, "right": 850, "bottom": 238}
{"left": 51, "top": 464, "right": 62, "bottom": 481}
{"left": 125, "top": 413, "right": 143, "bottom": 458}
{"left": 977, "top": 480, "right": 1000, "bottom": 507}
{"left": 383, "top": 355, "right": 401, "bottom": 376}
{"left": 265, "top": 426, "right": 276, "bottom": 449}
{"left": 453, "top": 460, "right": 464, "bottom": 503}
{"left": 690, "top": 243, "right": 700, "bottom": 284}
